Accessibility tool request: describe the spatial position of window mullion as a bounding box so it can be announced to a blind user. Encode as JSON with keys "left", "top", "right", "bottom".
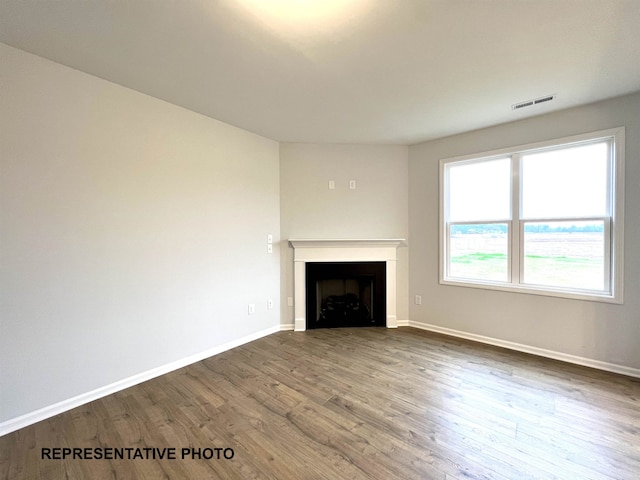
{"left": 511, "top": 153, "right": 521, "bottom": 285}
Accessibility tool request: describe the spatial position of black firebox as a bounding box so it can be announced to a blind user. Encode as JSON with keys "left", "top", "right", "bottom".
{"left": 305, "top": 262, "right": 386, "bottom": 329}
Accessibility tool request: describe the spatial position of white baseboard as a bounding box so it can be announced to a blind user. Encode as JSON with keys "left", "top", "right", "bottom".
{"left": 280, "top": 323, "right": 295, "bottom": 331}
{"left": 0, "top": 324, "right": 281, "bottom": 437}
{"left": 6, "top": 321, "right": 636, "bottom": 437}
{"left": 406, "top": 321, "right": 640, "bottom": 378}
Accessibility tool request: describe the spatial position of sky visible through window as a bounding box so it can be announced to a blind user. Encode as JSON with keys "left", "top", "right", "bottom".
{"left": 448, "top": 142, "right": 608, "bottom": 222}
{"left": 448, "top": 158, "right": 510, "bottom": 222}
{"left": 522, "top": 142, "right": 608, "bottom": 219}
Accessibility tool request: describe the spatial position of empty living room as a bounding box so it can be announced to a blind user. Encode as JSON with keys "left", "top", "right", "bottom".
{"left": 1, "top": 1, "right": 639, "bottom": 479}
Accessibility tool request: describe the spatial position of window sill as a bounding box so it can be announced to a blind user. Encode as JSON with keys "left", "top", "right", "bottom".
{"left": 439, "top": 278, "right": 622, "bottom": 304}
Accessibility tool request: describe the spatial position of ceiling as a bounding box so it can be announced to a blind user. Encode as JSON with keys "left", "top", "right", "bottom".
{"left": 1, "top": 0, "right": 639, "bottom": 145}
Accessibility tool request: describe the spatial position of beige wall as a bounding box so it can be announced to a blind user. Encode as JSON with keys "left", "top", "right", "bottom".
{"left": 2, "top": 41, "right": 638, "bottom": 431}
{"left": 0, "top": 44, "right": 281, "bottom": 424}
{"left": 279, "top": 143, "right": 409, "bottom": 326}
{"left": 408, "top": 92, "right": 640, "bottom": 370}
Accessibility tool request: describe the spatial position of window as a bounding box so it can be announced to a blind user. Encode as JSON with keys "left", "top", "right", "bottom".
{"left": 440, "top": 128, "right": 624, "bottom": 303}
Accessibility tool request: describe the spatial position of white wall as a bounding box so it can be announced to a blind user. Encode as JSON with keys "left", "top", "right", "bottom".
{"left": 0, "top": 44, "right": 281, "bottom": 425}
{"left": 279, "top": 143, "right": 409, "bottom": 326}
{"left": 409, "top": 92, "right": 640, "bottom": 371}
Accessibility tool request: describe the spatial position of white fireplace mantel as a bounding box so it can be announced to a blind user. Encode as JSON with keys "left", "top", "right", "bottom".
{"left": 289, "top": 238, "right": 405, "bottom": 331}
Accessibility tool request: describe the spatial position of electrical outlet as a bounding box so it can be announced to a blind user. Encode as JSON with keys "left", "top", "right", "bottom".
{"left": 287, "top": 297, "right": 293, "bottom": 307}
{"left": 349, "top": 180, "right": 356, "bottom": 190}
{"left": 267, "top": 234, "right": 273, "bottom": 244}
{"left": 415, "top": 295, "right": 422, "bottom": 305}
{"left": 267, "top": 299, "right": 273, "bottom": 309}
{"left": 248, "top": 303, "right": 255, "bottom": 315}
{"left": 328, "top": 180, "right": 335, "bottom": 190}
{"left": 267, "top": 244, "right": 273, "bottom": 253}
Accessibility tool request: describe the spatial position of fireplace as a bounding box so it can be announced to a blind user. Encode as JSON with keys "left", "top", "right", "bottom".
{"left": 289, "top": 239, "right": 404, "bottom": 331}
{"left": 306, "top": 262, "right": 386, "bottom": 329}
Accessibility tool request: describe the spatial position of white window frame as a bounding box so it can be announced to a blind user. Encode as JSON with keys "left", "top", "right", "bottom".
{"left": 439, "top": 127, "right": 625, "bottom": 304}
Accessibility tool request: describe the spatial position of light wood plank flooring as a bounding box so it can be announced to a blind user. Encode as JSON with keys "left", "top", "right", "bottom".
{"left": 1, "top": 327, "right": 639, "bottom": 479}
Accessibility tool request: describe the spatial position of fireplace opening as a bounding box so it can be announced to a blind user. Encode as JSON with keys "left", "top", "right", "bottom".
{"left": 305, "top": 262, "right": 386, "bottom": 329}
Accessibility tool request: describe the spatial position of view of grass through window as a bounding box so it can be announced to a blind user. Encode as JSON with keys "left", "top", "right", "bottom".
{"left": 449, "top": 222, "right": 605, "bottom": 290}
{"left": 449, "top": 224, "right": 508, "bottom": 282}
{"left": 523, "top": 221, "right": 604, "bottom": 290}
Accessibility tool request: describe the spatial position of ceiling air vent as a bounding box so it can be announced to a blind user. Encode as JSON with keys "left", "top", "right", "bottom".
{"left": 512, "top": 94, "right": 556, "bottom": 110}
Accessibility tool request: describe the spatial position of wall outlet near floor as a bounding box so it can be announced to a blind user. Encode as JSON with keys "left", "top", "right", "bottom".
{"left": 267, "top": 299, "right": 273, "bottom": 309}
{"left": 414, "top": 295, "right": 422, "bottom": 305}
{"left": 248, "top": 303, "right": 256, "bottom": 315}
{"left": 287, "top": 297, "right": 294, "bottom": 307}
{"left": 349, "top": 179, "right": 357, "bottom": 190}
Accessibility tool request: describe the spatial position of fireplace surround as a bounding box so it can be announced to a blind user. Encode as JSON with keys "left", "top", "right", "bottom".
{"left": 289, "top": 239, "right": 404, "bottom": 331}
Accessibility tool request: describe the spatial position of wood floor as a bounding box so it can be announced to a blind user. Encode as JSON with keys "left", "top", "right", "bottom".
{"left": 1, "top": 327, "right": 639, "bottom": 479}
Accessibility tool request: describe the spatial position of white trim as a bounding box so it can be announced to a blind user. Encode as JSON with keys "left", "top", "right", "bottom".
{"left": 406, "top": 321, "right": 640, "bottom": 379}
{"left": 512, "top": 153, "right": 521, "bottom": 284}
{"left": 439, "top": 127, "right": 625, "bottom": 304}
{"left": 440, "top": 278, "right": 620, "bottom": 303}
{"left": 0, "top": 325, "right": 281, "bottom": 437}
{"left": 611, "top": 128, "right": 625, "bottom": 303}
{"left": 289, "top": 238, "right": 405, "bottom": 249}
{"left": 5, "top": 321, "right": 637, "bottom": 437}
{"left": 280, "top": 323, "right": 295, "bottom": 331}
{"left": 439, "top": 127, "right": 624, "bottom": 165}
{"left": 289, "top": 238, "right": 405, "bottom": 331}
